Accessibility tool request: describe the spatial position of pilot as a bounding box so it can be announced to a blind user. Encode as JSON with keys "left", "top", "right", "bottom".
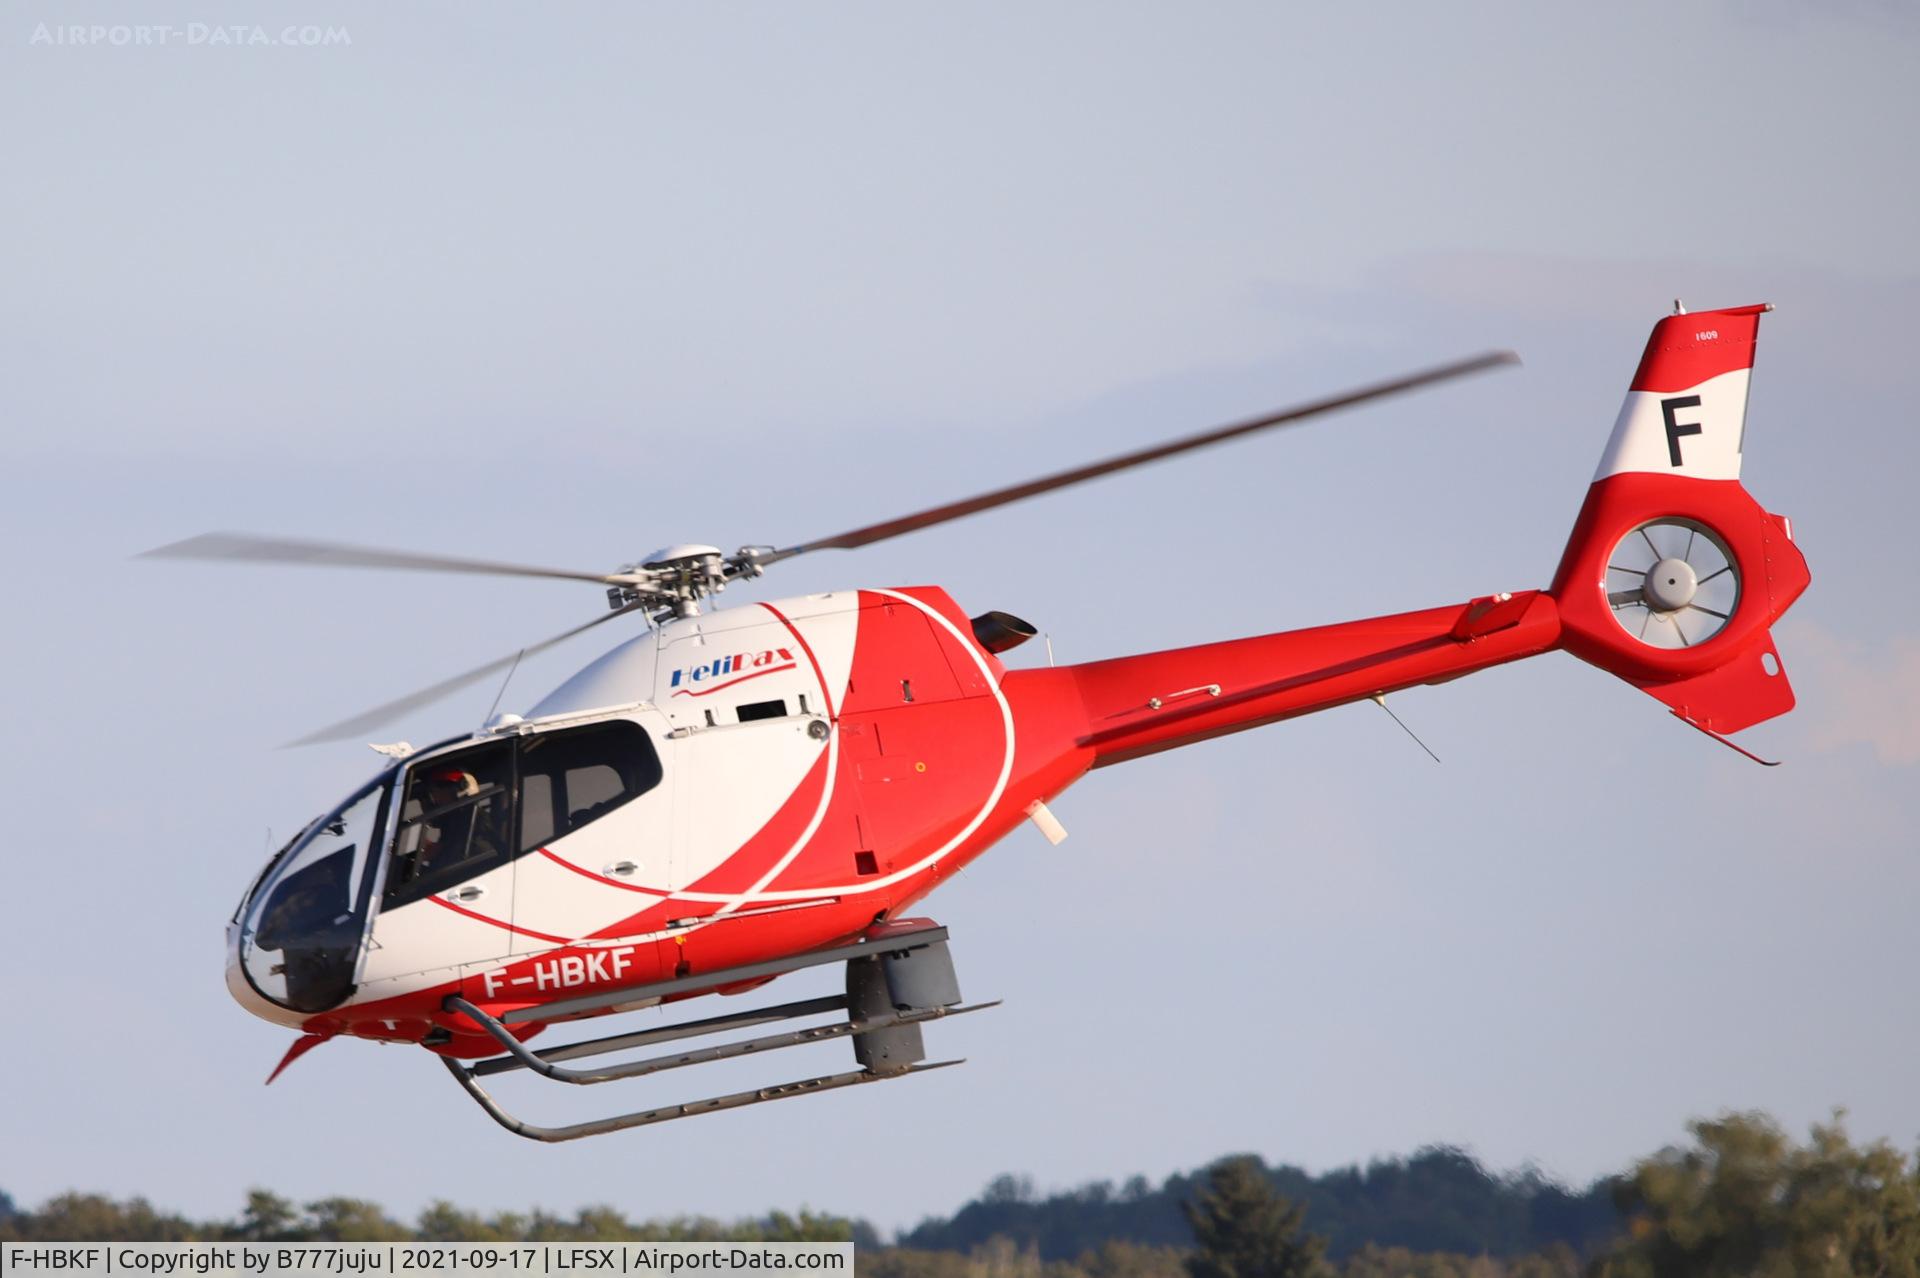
{"left": 412, "top": 766, "right": 504, "bottom": 873}
{"left": 423, "top": 766, "right": 479, "bottom": 813}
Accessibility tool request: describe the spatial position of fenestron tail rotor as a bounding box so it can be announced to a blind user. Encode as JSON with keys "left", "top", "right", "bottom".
{"left": 1604, "top": 518, "right": 1741, "bottom": 650}
{"left": 141, "top": 349, "right": 1520, "bottom": 744}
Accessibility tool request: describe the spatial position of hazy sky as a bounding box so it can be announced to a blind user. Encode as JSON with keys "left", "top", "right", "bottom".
{"left": 3, "top": 0, "right": 1916, "bottom": 1236}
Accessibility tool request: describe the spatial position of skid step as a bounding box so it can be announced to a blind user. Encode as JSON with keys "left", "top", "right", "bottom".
{"left": 438, "top": 924, "right": 993, "bottom": 1141}
{"left": 448, "top": 994, "right": 996, "bottom": 1085}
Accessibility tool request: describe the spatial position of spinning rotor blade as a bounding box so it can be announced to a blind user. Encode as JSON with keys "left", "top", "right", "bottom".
{"left": 141, "top": 532, "right": 627, "bottom": 586}
{"left": 763, "top": 350, "right": 1518, "bottom": 562}
{"left": 285, "top": 600, "right": 649, "bottom": 747}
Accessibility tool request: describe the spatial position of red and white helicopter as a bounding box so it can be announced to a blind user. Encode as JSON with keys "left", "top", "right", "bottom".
{"left": 151, "top": 303, "right": 1808, "bottom": 1141}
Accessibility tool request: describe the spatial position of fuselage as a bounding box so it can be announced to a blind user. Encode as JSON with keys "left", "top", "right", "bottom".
{"left": 228, "top": 581, "right": 1564, "bottom": 1058}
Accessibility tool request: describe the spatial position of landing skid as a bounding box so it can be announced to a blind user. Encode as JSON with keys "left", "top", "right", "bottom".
{"left": 439, "top": 922, "right": 994, "bottom": 1142}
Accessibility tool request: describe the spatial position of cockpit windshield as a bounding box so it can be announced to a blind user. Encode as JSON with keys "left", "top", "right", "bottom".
{"left": 238, "top": 774, "right": 391, "bottom": 1013}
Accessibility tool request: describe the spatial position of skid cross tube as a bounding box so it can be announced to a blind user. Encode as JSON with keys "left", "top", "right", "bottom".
{"left": 496, "top": 924, "right": 950, "bottom": 1025}
{"left": 443, "top": 1056, "right": 961, "bottom": 1143}
{"left": 468, "top": 994, "right": 849, "bottom": 1078}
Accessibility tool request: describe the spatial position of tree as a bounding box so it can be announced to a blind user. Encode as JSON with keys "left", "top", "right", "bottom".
{"left": 0, "top": 1193, "right": 199, "bottom": 1241}
{"left": 1073, "top": 1239, "right": 1187, "bottom": 1278}
{"left": 757, "top": 1209, "right": 861, "bottom": 1243}
{"left": 1595, "top": 1110, "right": 1920, "bottom": 1277}
{"left": 415, "top": 1201, "right": 518, "bottom": 1242}
{"left": 857, "top": 1247, "right": 978, "bottom": 1278}
{"left": 302, "top": 1196, "right": 410, "bottom": 1242}
{"left": 233, "top": 1190, "right": 300, "bottom": 1241}
{"left": 985, "top": 1176, "right": 1039, "bottom": 1206}
{"left": 1183, "top": 1157, "right": 1332, "bottom": 1278}
{"left": 1502, "top": 1243, "right": 1580, "bottom": 1277}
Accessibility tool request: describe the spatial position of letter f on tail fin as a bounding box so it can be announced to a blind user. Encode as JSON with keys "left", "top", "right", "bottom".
{"left": 1551, "top": 303, "right": 1810, "bottom": 745}
{"left": 1594, "top": 302, "right": 1769, "bottom": 481}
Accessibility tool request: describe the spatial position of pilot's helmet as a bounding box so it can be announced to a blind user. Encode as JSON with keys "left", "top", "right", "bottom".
{"left": 424, "top": 766, "right": 479, "bottom": 801}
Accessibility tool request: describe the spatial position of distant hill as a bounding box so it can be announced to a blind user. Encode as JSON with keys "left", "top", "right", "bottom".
{"left": 899, "top": 1147, "right": 1619, "bottom": 1261}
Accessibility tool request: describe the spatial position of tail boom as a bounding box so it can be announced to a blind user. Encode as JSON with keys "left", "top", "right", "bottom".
{"left": 1048, "top": 592, "right": 1562, "bottom": 768}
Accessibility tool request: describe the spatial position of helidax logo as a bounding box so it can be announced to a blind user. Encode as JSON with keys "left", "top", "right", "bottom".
{"left": 669, "top": 648, "right": 797, "bottom": 697}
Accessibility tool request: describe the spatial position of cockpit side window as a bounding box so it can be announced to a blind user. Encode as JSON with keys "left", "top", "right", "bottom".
{"left": 514, "top": 720, "right": 662, "bottom": 854}
{"left": 371, "top": 721, "right": 661, "bottom": 910}
{"left": 385, "top": 741, "right": 514, "bottom": 909}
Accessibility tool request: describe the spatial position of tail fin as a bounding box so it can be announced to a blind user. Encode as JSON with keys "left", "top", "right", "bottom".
{"left": 1551, "top": 303, "right": 1810, "bottom": 739}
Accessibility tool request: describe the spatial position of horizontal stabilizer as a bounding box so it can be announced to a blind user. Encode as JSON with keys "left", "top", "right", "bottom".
{"left": 1634, "top": 629, "right": 1796, "bottom": 736}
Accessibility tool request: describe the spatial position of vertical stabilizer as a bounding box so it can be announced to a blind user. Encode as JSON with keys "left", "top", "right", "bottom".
{"left": 1592, "top": 303, "right": 1769, "bottom": 482}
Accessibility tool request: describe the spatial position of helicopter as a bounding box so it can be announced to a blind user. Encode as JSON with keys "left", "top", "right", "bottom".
{"left": 149, "top": 302, "right": 1808, "bottom": 1141}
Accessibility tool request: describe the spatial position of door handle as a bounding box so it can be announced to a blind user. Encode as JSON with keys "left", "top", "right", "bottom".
{"left": 603, "top": 860, "right": 640, "bottom": 877}
{"left": 450, "top": 884, "right": 486, "bottom": 902}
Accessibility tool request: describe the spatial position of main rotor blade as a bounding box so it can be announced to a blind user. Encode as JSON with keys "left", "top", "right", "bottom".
{"left": 765, "top": 350, "right": 1518, "bottom": 561}
{"left": 141, "top": 532, "right": 625, "bottom": 586}
{"left": 284, "top": 601, "right": 648, "bottom": 747}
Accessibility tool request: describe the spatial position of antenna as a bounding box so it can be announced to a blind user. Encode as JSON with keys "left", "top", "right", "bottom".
{"left": 483, "top": 648, "right": 526, "bottom": 728}
{"left": 1369, "top": 693, "right": 1440, "bottom": 764}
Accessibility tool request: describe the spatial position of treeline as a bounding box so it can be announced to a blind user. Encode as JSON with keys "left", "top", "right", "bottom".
{"left": 0, "top": 1147, "right": 1606, "bottom": 1255}
{"left": 0, "top": 1192, "right": 873, "bottom": 1248}
{"left": 6, "top": 1112, "right": 1919, "bottom": 1276}
{"left": 895, "top": 1145, "right": 1617, "bottom": 1260}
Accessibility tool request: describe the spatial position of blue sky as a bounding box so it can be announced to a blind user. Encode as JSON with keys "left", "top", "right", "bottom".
{"left": 2, "top": 0, "right": 1915, "bottom": 1234}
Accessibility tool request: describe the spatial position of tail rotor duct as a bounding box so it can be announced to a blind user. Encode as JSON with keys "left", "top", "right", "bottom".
{"left": 1604, "top": 518, "right": 1740, "bottom": 650}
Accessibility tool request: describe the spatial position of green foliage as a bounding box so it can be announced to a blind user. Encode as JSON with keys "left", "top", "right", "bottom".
{"left": 1500, "top": 1245, "right": 1581, "bottom": 1278}
{"left": 859, "top": 1245, "right": 983, "bottom": 1278}
{"left": 415, "top": 1201, "right": 519, "bottom": 1242}
{"left": 1183, "top": 1157, "right": 1332, "bottom": 1278}
{"left": 760, "top": 1210, "right": 864, "bottom": 1244}
{"left": 856, "top": 1237, "right": 1056, "bottom": 1278}
{"left": 0, "top": 1193, "right": 864, "bottom": 1247}
{"left": 1073, "top": 1240, "right": 1188, "bottom": 1278}
{"left": 1338, "top": 1247, "right": 1491, "bottom": 1278}
{"left": 232, "top": 1190, "right": 301, "bottom": 1242}
{"left": 1593, "top": 1110, "right": 1920, "bottom": 1278}
{"left": 7, "top": 1112, "right": 1918, "bottom": 1278}
{"left": 1336, "top": 1243, "right": 1582, "bottom": 1277}
{"left": 0, "top": 1193, "right": 200, "bottom": 1241}
{"left": 301, "top": 1197, "right": 412, "bottom": 1242}
{"left": 900, "top": 1147, "right": 1617, "bottom": 1261}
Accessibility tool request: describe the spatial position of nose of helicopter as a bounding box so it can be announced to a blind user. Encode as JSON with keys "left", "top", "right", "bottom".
{"left": 230, "top": 775, "right": 390, "bottom": 1022}
{"left": 226, "top": 919, "right": 308, "bottom": 1028}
